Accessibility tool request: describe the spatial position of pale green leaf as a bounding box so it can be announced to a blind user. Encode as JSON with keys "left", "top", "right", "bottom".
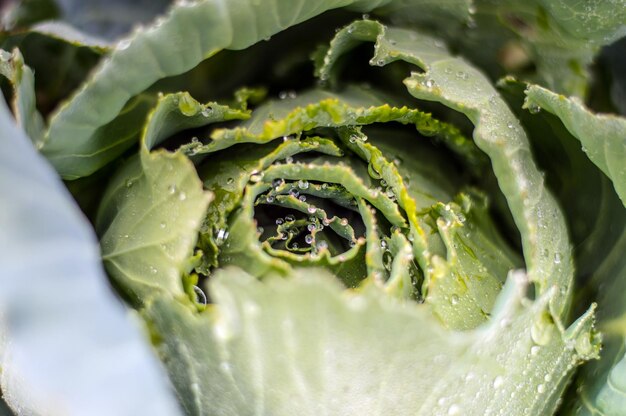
{"left": 97, "top": 93, "right": 216, "bottom": 303}
{"left": 0, "top": 48, "right": 45, "bottom": 146}
{"left": 0, "top": 87, "right": 182, "bottom": 416}
{"left": 146, "top": 266, "right": 598, "bottom": 416}
{"left": 39, "top": 0, "right": 401, "bottom": 179}
{"left": 524, "top": 84, "right": 626, "bottom": 206}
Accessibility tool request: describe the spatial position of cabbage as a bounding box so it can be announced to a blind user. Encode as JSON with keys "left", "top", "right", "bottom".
{"left": 1, "top": 0, "right": 625, "bottom": 414}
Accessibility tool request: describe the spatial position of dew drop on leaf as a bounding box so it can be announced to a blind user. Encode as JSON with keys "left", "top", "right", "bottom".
{"left": 193, "top": 285, "right": 207, "bottom": 305}
{"left": 448, "top": 404, "right": 461, "bottom": 415}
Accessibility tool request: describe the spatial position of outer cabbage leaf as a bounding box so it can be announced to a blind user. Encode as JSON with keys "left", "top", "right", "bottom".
{"left": 37, "top": 0, "right": 386, "bottom": 178}
{"left": 524, "top": 84, "right": 626, "bottom": 206}
{"left": 496, "top": 78, "right": 626, "bottom": 415}
{"left": 566, "top": 228, "right": 626, "bottom": 416}
{"left": 380, "top": 0, "right": 626, "bottom": 97}
{"left": 0, "top": 92, "right": 182, "bottom": 415}
{"left": 96, "top": 92, "right": 222, "bottom": 303}
{"left": 0, "top": 48, "right": 45, "bottom": 146}
{"left": 146, "top": 266, "right": 597, "bottom": 416}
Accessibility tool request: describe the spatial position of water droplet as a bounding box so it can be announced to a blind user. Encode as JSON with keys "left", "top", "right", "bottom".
{"left": 455, "top": 71, "right": 469, "bottom": 80}
{"left": 544, "top": 374, "right": 552, "bottom": 382}
{"left": 257, "top": 226, "right": 264, "bottom": 234}
{"left": 493, "top": 376, "right": 504, "bottom": 389}
{"left": 226, "top": 177, "right": 235, "bottom": 185}
{"left": 307, "top": 206, "right": 317, "bottom": 214}
{"left": 285, "top": 214, "right": 296, "bottom": 222}
{"left": 292, "top": 242, "right": 299, "bottom": 249}
{"left": 530, "top": 345, "right": 541, "bottom": 356}
{"left": 531, "top": 319, "right": 551, "bottom": 345}
{"left": 125, "top": 179, "right": 134, "bottom": 188}
{"left": 528, "top": 103, "right": 541, "bottom": 114}
{"left": 307, "top": 223, "right": 316, "bottom": 232}
{"left": 288, "top": 187, "right": 300, "bottom": 198}
{"left": 305, "top": 235, "right": 314, "bottom": 244}
{"left": 168, "top": 184, "right": 177, "bottom": 194}
{"left": 193, "top": 285, "right": 207, "bottom": 304}
{"left": 317, "top": 240, "right": 328, "bottom": 250}
{"left": 425, "top": 79, "right": 435, "bottom": 88}
{"left": 507, "top": 122, "right": 514, "bottom": 129}
{"left": 117, "top": 39, "right": 131, "bottom": 50}
{"left": 362, "top": 13, "right": 370, "bottom": 19}
{"left": 276, "top": 218, "right": 284, "bottom": 225}
{"left": 150, "top": 266, "right": 158, "bottom": 274}
{"left": 160, "top": 222, "right": 167, "bottom": 229}
{"left": 266, "top": 195, "right": 275, "bottom": 203}
{"left": 340, "top": 218, "right": 348, "bottom": 226}
{"left": 285, "top": 156, "right": 294, "bottom": 163}
{"left": 554, "top": 253, "right": 562, "bottom": 264}
{"left": 216, "top": 229, "right": 229, "bottom": 244}
{"left": 451, "top": 294, "right": 459, "bottom": 305}
{"left": 448, "top": 404, "right": 461, "bottom": 415}
{"left": 537, "top": 384, "right": 546, "bottom": 393}
{"left": 298, "top": 179, "right": 309, "bottom": 190}
{"left": 178, "top": 191, "right": 187, "bottom": 201}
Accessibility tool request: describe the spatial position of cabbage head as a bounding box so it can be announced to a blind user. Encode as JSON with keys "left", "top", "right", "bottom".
{"left": 1, "top": 1, "right": 625, "bottom": 415}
